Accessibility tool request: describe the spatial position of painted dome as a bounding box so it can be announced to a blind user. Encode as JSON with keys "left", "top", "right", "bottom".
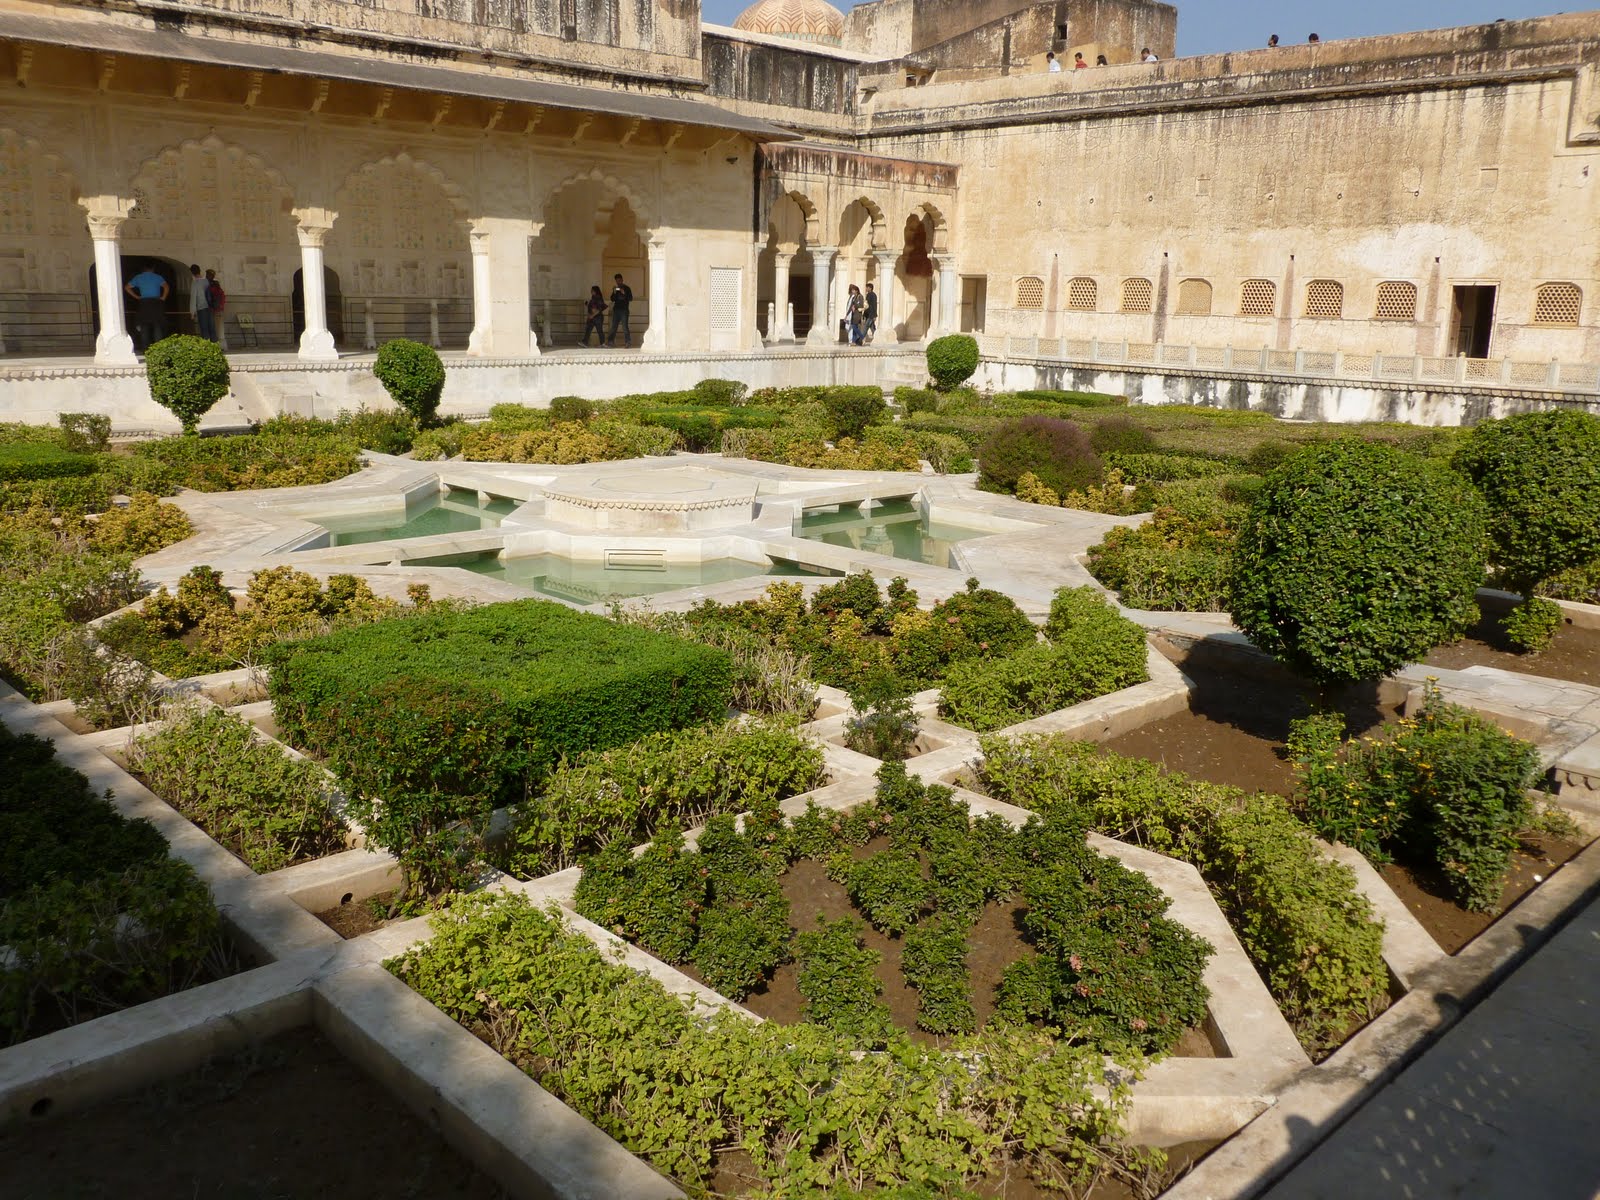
{"left": 732, "top": 0, "right": 845, "bottom": 46}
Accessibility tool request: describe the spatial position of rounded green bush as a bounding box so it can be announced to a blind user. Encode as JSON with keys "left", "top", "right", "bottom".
{"left": 1453, "top": 409, "right": 1600, "bottom": 602}
{"left": 926, "top": 334, "right": 979, "bottom": 390}
{"left": 548, "top": 395, "right": 594, "bottom": 424}
{"left": 1089, "top": 415, "right": 1157, "bottom": 456}
{"left": 821, "top": 386, "right": 887, "bottom": 441}
{"left": 977, "top": 416, "right": 1102, "bottom": 496}
{"left": 1229, "top": 440, "right": 1487, "bottom": 688}
{"left": 144, "top": 335, "right": 229, "bottom": 435}
{"left": 1502, "top": 595, "right": 1562, "bottom": 653}
{"left": 373, "top": 339, "right": 446, "bottom": 425}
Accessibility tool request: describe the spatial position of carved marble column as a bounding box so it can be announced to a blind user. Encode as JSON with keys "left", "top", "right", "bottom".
{"left": 467, "top": 225, "right": 491, "bottom": 356}
{"left": 87, "top": 211, "right": 135, "bottom": 365}
{"left": 872, "top": 250, "right": 899, "bottom": 346}
{"left": 771, "top": 251, "right": 794, "bottom": 342}
{"left": 807, "top": 248, "right": 836, "bottom": 346}
{"left": 933, "top": 257, "right": 960, "bottom": 337}
{"left": 641, "top": 237, "right": 668, "bottom": 352}
{"left": 295, "top": 223, "right": 338, "bottom": 361}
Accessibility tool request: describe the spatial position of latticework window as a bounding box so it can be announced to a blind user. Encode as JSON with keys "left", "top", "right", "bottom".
{"left": 1374, "top": 281, "right": 1417, "bottom": 321}
{"left": 1175, "top": 278, "right": 1212, "bottom": 316}
{"left": 1120, "top": 277, "right": 1153, "bottom": 314}
{"left": 1067, "top": 277, "right": 1097, "bottom": 311}
{"left": 1239, "top": 279, "right": 1276, "bottom": 317}
{"left": 1305, "top": 279, "right": 1344, "bottom": 319}
{"left": 1533, "top": 282, "right": 1582, "bottom": 326}
{"left": 709, "top": 266, "right": 741, "bottom": 331}
{"left": 1015, "top": 276, "right": 1044, "bottom": 309}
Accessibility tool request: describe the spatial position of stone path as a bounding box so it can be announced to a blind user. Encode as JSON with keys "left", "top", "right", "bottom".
{"left": 1261, "top": 891, "right": 1600, "bottom": 1200}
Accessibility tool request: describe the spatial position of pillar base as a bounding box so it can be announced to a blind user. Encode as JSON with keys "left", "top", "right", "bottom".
{"left": 467, "top": 326, "right": 489, "bottom": 356}
{"left": 94, "top": 331, "right": 136, "bottom": 366}
{"left": 873, "top": 329, "right": 899, "bottom": 346}
{"left": 297, "top": 329, "right": 338, "bottom": 362}
{"left": 641, "top": 328, "right": 667, "bottom": 352}
{"left": 805, "top": 326, "right": 834, "bottom": 347}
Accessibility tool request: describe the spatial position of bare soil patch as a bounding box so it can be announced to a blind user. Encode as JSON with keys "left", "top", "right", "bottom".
{"left": 0, "top": 1027, "right": 507, "bottom": 1199}
{"left": 314, "top": 890, "right": 399, "bottom": 939}
{"left": 1424, "top": 617, "right": 1600, "bottom": 688}
{"left": 1380, "top": 832, "right": 1587, "bottom": 954}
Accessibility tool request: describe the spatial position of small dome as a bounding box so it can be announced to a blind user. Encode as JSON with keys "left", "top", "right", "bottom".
{"left": 732, "top": 0, "right": 845, "bottom": 46}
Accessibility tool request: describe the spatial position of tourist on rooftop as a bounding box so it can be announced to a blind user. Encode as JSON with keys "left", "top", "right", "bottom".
{"left": 1046, "top": 51, "right": 1060, "bottom": 72}
{"left": 1073, "top": 52, "right": 1087, "bottom": 68}
{"left": 1268, "top": 33, "right": 1280, "bottom": 46}
{"left": 1141, "top": 47, "right": 1159, "bottom": 62}
{"left": 1096, "top": 53, "right": 1108, "bottom": 65}
{"left": 1308, "top": 33, "right": 1320, "bottom": 43}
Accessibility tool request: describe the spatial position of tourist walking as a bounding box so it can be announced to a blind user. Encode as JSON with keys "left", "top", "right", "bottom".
{"left": 863, "top": 282, "right": 879, "bottom": 344}
{"left": 205, "top": 269, "right": 227, "bottom": 349}
{"left": 124, "top": 262, "right": 168, "bottom": 352}
{"left": 607, "top": 273, "right": 633, "bottom": 347}
{"left": 188, "top": 264, "right": 215, "bottom": 342}
{"left": 1046, "top": 51, "right": 1060, "bottom": 73}
{"left": 580, "top": 285, "right": 607, "bottom": 346}
{"left": 845, "top": 284, "right": 865, "bottom": 346}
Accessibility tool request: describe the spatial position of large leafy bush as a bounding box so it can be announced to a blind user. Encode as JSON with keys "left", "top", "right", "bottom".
{"left": 978, "top": 416, "right": 1103, "bottom": 497}
{"left": 821, "top": 385, "right": 888, "bottom": 440}
{"left": 926, "top": 333, "right": 980, "bottom": 390}
{"left": 144, "top": 335, "right": 229, "bottom": 435}
{"left": 372, "top": 338, "right": 446, "bottom": 425}
{"left": 1453, "top": 409, "right": 1600, "bottom": 649}
{"left": 1229, "top": 440, "right": 1487, "bottom": 687}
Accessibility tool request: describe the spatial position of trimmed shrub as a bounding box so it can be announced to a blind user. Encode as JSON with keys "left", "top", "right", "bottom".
{"left": 1012, "top": 389, "right": 1127, "bottom": 408}
{"left": 1502, "top": 595, "right": 1563, "bottom": 654}
{"left": 894, "top": 386, "right": 940, "bottom": 415}
{"left": 926, "top": 334, "right": 980, "bottom": 390}
{"left": 1229, "top": 440, "right": 1487, "bottom": 688}
{"left": 979, "top": 735, "right": 1388, "bottom": 1051}
{"left": 1089, "top": 416, "right": 1157, "bottom": 457}
{"left": 90, "top": 493, "right": 193, "bottom": 556}
{"left": 373, "top": 338, "right": 446, "bottom": 425}
{"left": 58, "top": 413, "right": 112, "bottom": 454}
{"left": 901, "top": 913, "right": 977, "bottom": 1034}
{"left": 549, "top": 395, "right": 595, "bottom": 424}
{"left": 693, "top": 378, "right": 749, "bottom": 406}
{"left": 795, "top": 915, "right": 896, "bottom": 1044}
{"left": 978, "top": 416, "right": 1102, "bottom": 497}
{"left": 821, "top": 385, "right": 888, "bottom": 440}
{"left": 128, "top": 429, "right": 360, "bottom": 491}
{"left": 267, "top": 601, "right": 732, "bottom": 896}
{"left": 0, "top": 442, "right": 95, "bottom": 484}
{"left": 145, "top": 335, "right": 229, "bottom": 435}
{"left": 1453, "top": 410, "right": 1600, "bottom": 651}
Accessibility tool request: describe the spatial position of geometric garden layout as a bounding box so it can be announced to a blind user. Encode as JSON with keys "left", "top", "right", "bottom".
{"left": 4, "top": 426, "right": 1600, "bottom": 1199}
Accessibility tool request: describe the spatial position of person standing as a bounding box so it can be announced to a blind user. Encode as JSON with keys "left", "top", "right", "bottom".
{"left": 607, "top": 273, "right": 633, "bottom": 347}
{"left": 580, "top": 285, "right": 607, "bottom": 347}
{"left": 1073, "top": 52, "right": 1087, "bottom": 68}
{"left": 1267, "top": 33, "right": 1280, "bottom": 46}
{"left": 1141, "top": 47, "right": 1159, "bottom": 62}
{"left": 1095, "top": 53, "right": 1108, "bottom": 65}
{"left": 188, "top": 264, "right": 215, "bottom": 342}
{"left": 123, "top": 262, "right": 168, "bottom": 352}
{"left": 1046, "top": 51, "right": 1060, "bottom": 72}
{"left": 863, "top": 282, "right": 879, "bottom": 344}
{"left": 845, "top": 284, "right": 865, "bottom": 346}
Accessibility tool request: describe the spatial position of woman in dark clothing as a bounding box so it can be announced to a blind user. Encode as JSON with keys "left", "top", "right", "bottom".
{"left": 580, "top": 286, "right": 607, "bottom": 347}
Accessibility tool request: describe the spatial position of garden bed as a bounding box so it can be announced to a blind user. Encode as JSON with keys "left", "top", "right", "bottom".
{"left": 1424, "top": 617, "right": 1600, "bottom": 688}
{"left": 0, "top": 1027, "right": 507, "bottom": 1199}
{"left": 314, "top": 891, "right": 400, "bottom": 939}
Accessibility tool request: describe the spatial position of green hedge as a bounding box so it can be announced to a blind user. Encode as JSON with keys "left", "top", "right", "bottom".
{"left": 145, "top": 335, "right": 229, "bottom": 434}
{"left": 267, "top": 599, "right": 733, "bottom": 806}
{"left": 0, "top": 443, "right": 96, "bottom": 484}
{"left": 978, "top": 735, "right": 1388, "bottom": 1052}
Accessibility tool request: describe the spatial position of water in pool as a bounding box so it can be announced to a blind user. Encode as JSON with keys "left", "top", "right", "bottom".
{"left": 408, "top": 551, "right": 814, "bottom": 605}
{"left": 310, "top": 489, "right": 520, "bottom": 547}
{"left": 796, "top": 499, "right": 989, "bottom": 568}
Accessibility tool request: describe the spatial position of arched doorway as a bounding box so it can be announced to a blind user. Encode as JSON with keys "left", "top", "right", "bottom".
{"left": 896, "top": 213, "right": 936, "bottom": 341}
{"left": 837, "top": 198, "right": 884, "bottom": 343}
{"left": 89, "top": 255, "right": 186, "bottom": 351}
{"left": 757, "top": 191, "right": 818, "bottom": 341}
{"left": 530, "top": 173, "right": 652, "bottom": 347}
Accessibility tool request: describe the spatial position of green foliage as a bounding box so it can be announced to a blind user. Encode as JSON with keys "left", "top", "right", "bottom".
{"left": 1229, "top": 440, "right": 1488, "bottom": 687}
{"left": 127, "top": 427, "right": 362, "bottom": 491}
{"left": 939, "top": 587, "right": 1147, "bottom": 732}
{"left": 0, "top": 442, "right": 96, "bottom": 483}
{"left": 1542, "top": 556, "right": 1600, "bottom": 605}
{"left": 979, "top": 735, "right": 1388, "bottom": 1051}
{"left": 926, "top": 334, "right": 980, "bottom": 390}
{"left": 978, "top": 416, "right": 1103, "bottom": 497}
{"left": 129, "top": 706, "right": 345, "bottom": 873}
{"left": 90, "top": 493, "right": 193, "bottom": 556}
{"left": 390, "top": 893, "right": 1144, "bottom": 1196}
{"left": 1453, "top": 410, "right": 1600, "bottom": 600}
{"left": 144, "top": 335, "right": 230, "bottom": 434}
{"left": 410, "top": 424, "right": 465, "bottom": 461}
{"left": 998, "top": 816, "right": 1212, "bottom": 1054}
{"left": 822, "top": 385, "right": 889, "bottom": 440}
{"left": 901, "top": 913, "right": 977, "bottom": 1034}
{"left": 895, "top": 386, "right": 940, "bottom": 415}
{"left": 846, "top": 847, "right": 930, "bottom": 936}
{"left": 1505, "top": 595, "right": 1563, "bottom": 652}
{"left": 1089, "top": 416, "right": 1157, "bottom": 457}
{"left": 268, "top": 601, "right": 731, "bottom": 898}
{"left": 502, "top": 719, "right": 825, "bottom": 878}
{"left": 1088, "top": 483, "right": 1243, "bottom": 611}
{"left": 548, "top": 395, "right": 595, "bottom": 424}
{"left": 844, "top": 678, "right": 921, "bottom": 761}
{"left": 795, "top": 915, "right": 896, "bottom": 1044}
{"left": 372, "top": 338, "right": 446, "bottom": 425}
{"left": 55, "top": 628, "right": 160, "bottom": 730}
{"left": 1290, "top": 687, "right": 1540, "bottom": 911}
{"left": 1010, "top": 389, "right": 1128, "bottom": 408}
{"left": 693, "top": 378, "right": 749, "bottom": 406}
{"left": 1105, "top": 452, "right": 1235, "bottom": 483}
{"left": 0, "top": 723, "right": 220, "bottom": 1044}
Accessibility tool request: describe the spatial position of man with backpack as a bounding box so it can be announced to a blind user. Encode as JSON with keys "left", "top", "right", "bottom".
{"left": 607, "top": 273, "right": 633, "bottom": 347}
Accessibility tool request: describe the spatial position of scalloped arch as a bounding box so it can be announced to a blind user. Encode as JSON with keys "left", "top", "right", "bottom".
{"left": 542, "top": 166, "right": 653, "bottom": 227}
{"left": 129, "top": 133, "right": 295, "bottom": 203}
{"left": 0, "top": 127, "right": 84, "bottom": 201}
{"left": 838, "top": 194, "right": 887, "bottom": 248}
{"left": 335, "top": 152, "right": 470, "bottom": 219}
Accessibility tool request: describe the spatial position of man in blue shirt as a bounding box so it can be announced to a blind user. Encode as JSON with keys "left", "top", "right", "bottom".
{"left": 123, "top": 264, "right": 169, "bottom": 352}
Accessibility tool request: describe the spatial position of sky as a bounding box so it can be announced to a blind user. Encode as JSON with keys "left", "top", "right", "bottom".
{"left": 699, "top": 0, "right": 1578, "bottom": 56}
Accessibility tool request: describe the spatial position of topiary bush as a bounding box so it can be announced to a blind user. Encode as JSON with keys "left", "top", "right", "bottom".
{"left": 548, "top": 395, "right": 594, "bottom": 424}
{"left": 978, "top": 416, "right": 1102, "bottom": 497}
{"left": 372, "top": 338, "right": 446, "bottom": 426}
{"left": 1453, "top": 409, "right": 1600, "bottom": 651}
{"left": 145, "top": 335, "right": 230, "bottom": 435}
{"left": 1229, "top": 440, "right": 1487, "bottom": 688}
{"left": 926, "top": 334, "right": 980, "bottom": 390}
